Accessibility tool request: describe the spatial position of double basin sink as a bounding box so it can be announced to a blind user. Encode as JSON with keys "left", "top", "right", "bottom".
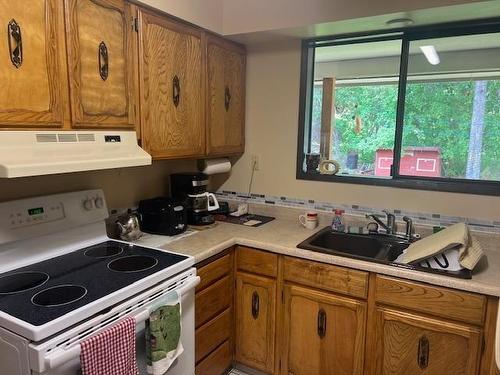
{"left": 297, "top": 226, "right": 471, "bottom": 278}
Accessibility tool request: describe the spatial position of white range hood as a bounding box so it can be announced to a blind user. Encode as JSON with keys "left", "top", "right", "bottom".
{"left": 0, "top": 131, "right": 152, "bottom": 178}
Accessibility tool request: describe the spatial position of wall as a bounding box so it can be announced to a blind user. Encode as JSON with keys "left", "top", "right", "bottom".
{"left": 137, "top": 0, "right": 223, "bottom": 33}
{"left": 215, "top": 41, "right": 500, "bottom": 220}
{"left": 0, "top": 160, "right": 196, "bottom": 210}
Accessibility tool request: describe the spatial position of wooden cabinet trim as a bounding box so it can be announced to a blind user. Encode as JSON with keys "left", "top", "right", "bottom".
{"left": 195, "top": 307, "right": 232, "bottom": 364}
{"left": 195, "top": 275, "right": 232, "bottom": 328}
{"left": 196, "top": 253, "right": 232, "bottom": 292}
{"left": 195, "top": 340, "right": 232, "bottom": 375}
{"left": 375, "top": 274, "right": 487, "bottom": 325}
{"left": 283, "top": 256, "right": 368, "bottom": 299}
{"left": 236, "top": 246, "right": 278, "bottom": 278}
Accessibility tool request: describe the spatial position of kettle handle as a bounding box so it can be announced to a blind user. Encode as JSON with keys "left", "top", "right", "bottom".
{"left": 207, "top": 193, "right": 220, "bottom": 211}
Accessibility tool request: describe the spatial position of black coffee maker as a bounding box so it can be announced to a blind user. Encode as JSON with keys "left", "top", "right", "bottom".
{"left": 170, "top": 172, "right": 220, "bottom": 226}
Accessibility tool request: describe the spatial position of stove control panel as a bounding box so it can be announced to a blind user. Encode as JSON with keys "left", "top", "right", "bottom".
{"left": 0, "top": 189, "right": 108, "bottom": 245}
{"left": 8, "top": 202, "right": 65, "bottom": 229}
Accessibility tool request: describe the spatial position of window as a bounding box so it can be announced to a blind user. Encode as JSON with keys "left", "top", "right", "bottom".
{"left": 297, "top": 20, "right": 500, "bottom": 195}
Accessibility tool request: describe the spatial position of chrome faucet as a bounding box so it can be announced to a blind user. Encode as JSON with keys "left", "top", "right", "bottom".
{"left": 402, "top": 216, "right": 414, "bottom": 241}
{"left": 365, "top": 210, "right": 396, "bottom": 235}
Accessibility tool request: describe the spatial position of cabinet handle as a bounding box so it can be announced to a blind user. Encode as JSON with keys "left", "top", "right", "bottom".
{"left": 224, "top": 86, "right": 231, "bottom": 111}
{"left": 317, "top": 308, "right": 327, "bottom": 338}
{"left": 251, "top": 291, "right": 259, "bottom": 319}
{"left": 7, "top": 19, "right": 23, "bottom": 68}
{"left": 417, "top": 336, "right": 429, "bottom": 369}
{"left": 98, "top": 41, "right": 109, "bottom": 81}
{"left": 173, "top": 75, "right": 180, "bottom": 107}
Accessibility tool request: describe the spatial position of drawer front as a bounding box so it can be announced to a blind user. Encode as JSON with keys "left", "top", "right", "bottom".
{"left": 195, "top": 340, "right": 232, "bottom": 375}
{"left": 283, "top": 256, "right": 368, "bottom": 299}
{"left": 196, "top": 308, "right": 232, "bottom": 363}
{"left": 236, "top": 246, "right": 278, "bottom": 278}
{"left": 195, "top": 275, "right": 232, "bottom": 328}
{"left": 197, "top": 253, "right": 232, "bottom": 292}
{"left": 375, "top": 275, "right": 487, "bottom": 325}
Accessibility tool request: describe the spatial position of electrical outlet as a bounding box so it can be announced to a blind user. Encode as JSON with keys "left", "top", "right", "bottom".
{"left": 251, "top": 155, "right": 260, "bottom": 171}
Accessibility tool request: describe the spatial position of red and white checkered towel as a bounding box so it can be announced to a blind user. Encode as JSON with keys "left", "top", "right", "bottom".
{"left": 80, "top": 316, "right": 139, "bottom": 375}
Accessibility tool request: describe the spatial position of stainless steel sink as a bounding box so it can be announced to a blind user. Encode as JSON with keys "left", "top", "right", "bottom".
{"left": 298, "top": 227, "right": 410, "bottom": 262}
{"left": 297, "top": 226, "right": 471, "bottom": 279}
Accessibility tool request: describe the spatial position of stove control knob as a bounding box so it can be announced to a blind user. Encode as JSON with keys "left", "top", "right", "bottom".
{"left": 94, "top": 196, "right": 104, "bottom": 209}
{"left": 83, "top": 198, "right": 94, "bottom": 211}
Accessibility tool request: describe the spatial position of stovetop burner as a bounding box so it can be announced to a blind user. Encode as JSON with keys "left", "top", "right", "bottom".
{"left": 84, "top": 243, "right": 124, "bottom": 258}
{"left": 108, "top": 255, "right": 158, "bottom": 273}
{"left": 32, "top": 285, "right": 87, "bottom": 307}
{"left": 0, "top": 240, "right": 188, "bottom": 328}
{"left": 0, "top": 272, "right": 50, "bottom": 295}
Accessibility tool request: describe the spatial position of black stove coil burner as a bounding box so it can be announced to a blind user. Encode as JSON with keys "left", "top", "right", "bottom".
{"left": 0, "top": 271, "right": 49, "bottom": 295}
{"left": 107, "top": 255, "right": 158, "bottom": 273}
{"left": 84, "top": 243, "right": 124, "bottom": 258}
{"left": 32, "top": 285, "right": 87, "bottom": 307}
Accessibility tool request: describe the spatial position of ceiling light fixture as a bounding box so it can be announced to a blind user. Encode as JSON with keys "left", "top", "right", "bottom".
{"left": 385, "top": 17, "right": 414, "bottom": 27}
{"left": 419, "top": 45, "right": 440, "bottom": 65}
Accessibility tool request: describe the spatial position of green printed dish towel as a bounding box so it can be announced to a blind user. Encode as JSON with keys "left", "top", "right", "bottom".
{"left": 145, "top": 291, "right": 183, "bottom": 375}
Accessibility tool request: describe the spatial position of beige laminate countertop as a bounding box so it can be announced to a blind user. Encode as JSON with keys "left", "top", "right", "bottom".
{"left": 160, "top": 214, "right": 500, "bottom": 298}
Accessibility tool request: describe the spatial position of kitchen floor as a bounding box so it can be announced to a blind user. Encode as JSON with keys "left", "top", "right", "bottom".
{"left": 229, "top": 369, "right": 251, "bottom": 375}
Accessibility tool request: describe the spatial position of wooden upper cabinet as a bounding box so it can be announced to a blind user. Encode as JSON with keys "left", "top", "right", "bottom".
{"left": 0, "top": 0, "right": 69, "bottom": 128}
{"left": 366, "top": 307, "right": 482, "bottom": 375}
{"left": 64, "top": 0, "right": 136, "bottom": 129}
{"left": 281, "top": 284, "right": 367, "bottom": 375}
{"left": 137, "top": 9, "right": 205, "bottom": 159}
{"left": 206, "top": 36, "right": 245, "bottom": 156}
{"left": 235, "top": 272, "right": 276, "bottom": 374}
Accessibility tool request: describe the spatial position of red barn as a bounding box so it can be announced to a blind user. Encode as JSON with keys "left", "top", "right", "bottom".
{"left": 375, "top": 147, "right": 442, "bottom": 177}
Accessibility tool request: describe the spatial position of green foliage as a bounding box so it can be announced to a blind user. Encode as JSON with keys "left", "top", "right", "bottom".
{"left": 310, "top": 79, "right": 500, "bottom": 180}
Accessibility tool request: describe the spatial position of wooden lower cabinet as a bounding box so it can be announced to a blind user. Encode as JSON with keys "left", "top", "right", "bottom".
{"left": 235, "top": 271, "right": 276, "bottom": 374}
{"left": 281, "top": 284, "right": 367, "bottom": 375}
{"left": 366, "top": 307, "right": 482, "bottom": 375}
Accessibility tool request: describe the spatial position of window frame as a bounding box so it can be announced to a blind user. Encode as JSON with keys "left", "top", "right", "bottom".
{"left": 296, "top": 18, "right": 500, "bottom": 196}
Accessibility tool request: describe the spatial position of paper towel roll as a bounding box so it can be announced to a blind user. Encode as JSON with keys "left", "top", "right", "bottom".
{"left": 198, "top": 158, "right": 231, "bottom": 175}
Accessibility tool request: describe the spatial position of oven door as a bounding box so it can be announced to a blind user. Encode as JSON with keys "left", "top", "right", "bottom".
{"left": 28, "top": 268, "right": 198, "bottom": 375}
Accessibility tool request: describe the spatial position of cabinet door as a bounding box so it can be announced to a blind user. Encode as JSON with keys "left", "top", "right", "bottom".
{"left": 206, "top": 37, "right": 245, "bottom": 156}
{"left": 137, "top": 9, "right": 205, "bottom": 159}
{"left": 281, "top": 284, "right": 367, "bottom": 375}
{"left": 65, "top": 0, "right": 136, "bottom": 129}
{"left": 0, "top": 0, "right": 68, "bottom": 128}
{"left": 235, "top": 272, "right": 276, "bottom": 374}
{"left": 367, "top": 307, "right": 482, "bottom": 375}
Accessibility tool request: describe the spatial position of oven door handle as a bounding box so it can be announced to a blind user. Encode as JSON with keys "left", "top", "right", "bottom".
{"left": 45, "top": 276, "right": 200, "bottom": 370}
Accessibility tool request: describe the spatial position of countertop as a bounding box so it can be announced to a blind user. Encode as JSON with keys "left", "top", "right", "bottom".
{"left": 159, "top": 206, "right": 500, "bottom": 298}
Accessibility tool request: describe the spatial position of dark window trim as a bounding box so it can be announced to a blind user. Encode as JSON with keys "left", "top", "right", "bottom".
{"left": 296, "top": 18, "right": 500, "bottom": 196}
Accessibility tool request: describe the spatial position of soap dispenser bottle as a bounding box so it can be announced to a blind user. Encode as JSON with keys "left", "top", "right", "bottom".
{"left": 331, "top": 209, "right": 345, "bottom": 232}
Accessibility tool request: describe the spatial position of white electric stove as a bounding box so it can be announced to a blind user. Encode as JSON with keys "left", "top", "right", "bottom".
{"left": 0, "top": 190, "right": 199, "bottom": 375}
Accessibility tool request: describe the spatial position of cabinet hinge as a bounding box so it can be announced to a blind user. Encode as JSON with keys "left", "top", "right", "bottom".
{"left": 132, "top": 17, "right": 139, "bottom": 32}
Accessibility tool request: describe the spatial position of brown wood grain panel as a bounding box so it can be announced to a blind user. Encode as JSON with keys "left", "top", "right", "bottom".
{"left": 195, "top": 340, "right": 232, "bottom": 375}
{"left": 0, "top": 0, "right": 69, "bottom": 127}
{"left": 283, "top": 256, "right": 368, "bottom": 299}
{"left": 375, "top": 275, "right": 487, "bottom": 325}
{"left": 236, "top": 246, "right": 278, "bottom": 278}
{"left": 281, "top": 284, "right": 366, "bottom": 375}
{"left": 369, "top": 306, "right": 482, "bottom": 375}
{"left": 197, "top": 253, "right": 232, "bottom": 292}
{"left": 65, "top": 0, "right": 136, "bottom": 128}
{"left": 137, "top": 8, "right": 205, "bottom": 159}
{"left": 479, "top": 297, "right": 500, "bottom": 375}
{"left": 195, "top": 308, "right": 232, "bottom": 364}
{"left": 206, "top": 35, "right": 245, "bottom": 156}
{"left": 195, "top": 275, "right": 232, "bottom": 328}
{"left": 235, "top": 271, "right": 276, "bottom": 374}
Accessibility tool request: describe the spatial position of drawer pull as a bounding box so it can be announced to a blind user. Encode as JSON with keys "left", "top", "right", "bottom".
{"left": 173, "top": 75, "right": 180, "bottom": 107}
{"left": 224, "top": 85, "right": 231, "bottom": 111}
{"left": 418, "top": 335, "right": 429, "bottom": 369}
{"left": 317, "top": 308, "right": 327, "bottom": 338}
{"left": 98, "top": 41, "right": 108, "bottom": 81}
{"left": 251, "top": 291, "right": 259, "bottom": 319}
{"left": 8, "top": 19, "right": 23, "bottom": 68}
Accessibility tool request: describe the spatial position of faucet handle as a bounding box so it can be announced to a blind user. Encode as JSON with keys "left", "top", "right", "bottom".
{"left": 402, "top": 216, "right": 414, "bottom": 240}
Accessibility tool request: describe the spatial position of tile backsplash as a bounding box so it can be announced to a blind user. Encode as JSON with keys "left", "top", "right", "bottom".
{"left": 216, "top": 190, "right": 500, "bottom": 234}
